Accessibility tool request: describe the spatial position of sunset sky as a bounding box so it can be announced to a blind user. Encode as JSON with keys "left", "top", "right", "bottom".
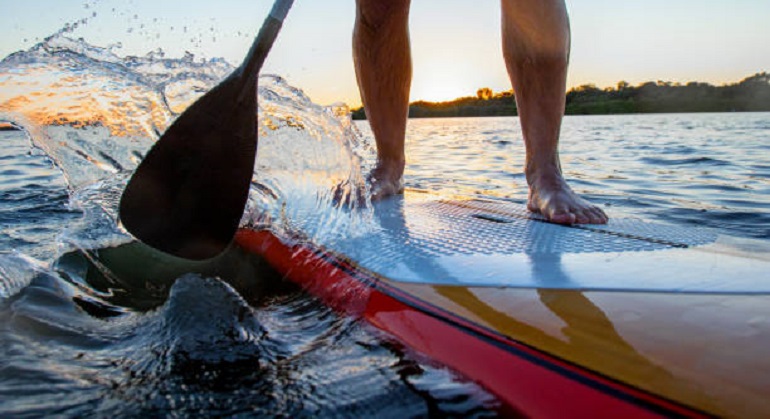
{"left": 1, "top": 0, "right": 768, "bottom": 106}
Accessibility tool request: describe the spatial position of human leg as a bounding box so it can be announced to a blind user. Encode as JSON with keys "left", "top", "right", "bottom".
{"left": 501, "top": 0, "right": 607, "bottom": 224}
{"left": 353, "top": 0, "right": 412, "bottom": 198}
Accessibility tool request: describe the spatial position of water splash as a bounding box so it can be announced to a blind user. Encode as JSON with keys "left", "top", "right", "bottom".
{"left": 0, "top": 34, "right": 377, "bottom": 255}
{"left": 0, "top": 33, "right": 233, "bottom": 189}
{"left": 247, "top": 74, "right": 376, "bottom": 244}
{"left": 0, "top": 32, "right": 382, "bottom": 342}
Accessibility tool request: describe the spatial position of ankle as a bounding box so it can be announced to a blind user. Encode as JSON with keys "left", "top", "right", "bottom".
{"left": 374, "top": 157, "right": 405, "bottom": 176}
{"left": 525, "top": 160, "right": 561, "bottom": 185}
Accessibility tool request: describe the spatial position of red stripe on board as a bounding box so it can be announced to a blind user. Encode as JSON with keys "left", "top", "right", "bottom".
{"left": 236, "top": 229, "right": 372, "bottom": 314}
{"left": 236, "top": 229, "right": 705, "bottom": 418}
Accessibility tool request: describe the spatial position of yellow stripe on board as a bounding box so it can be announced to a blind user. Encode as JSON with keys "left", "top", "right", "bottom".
{"left": 392, "top": 280, "right": 770, "bottom": 417}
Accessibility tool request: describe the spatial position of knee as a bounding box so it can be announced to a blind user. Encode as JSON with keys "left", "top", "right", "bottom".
{"left": 501, "top": 0, "right": 571, "bottom": 62}
{"left": 509, "top": 46, "right": 569, "bottom": 68}
{"left": 502, "top": 26, "right": 570, "bottom": 68}
{"left": 356, "top": 0, "right": 410, "bottom": 31}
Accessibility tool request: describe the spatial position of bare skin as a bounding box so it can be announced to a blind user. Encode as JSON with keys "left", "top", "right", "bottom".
{"left": 353, "top": 0, "right": 411, "bottom": 199}
{"left": 353, "top": 0, "right": 607, "bottom": 224}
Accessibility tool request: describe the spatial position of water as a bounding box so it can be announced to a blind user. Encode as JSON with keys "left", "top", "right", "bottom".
{"left": 1, "top": 34, "right": 769, "bottom": 417}
{"left": 0, "top": 34, "right": 497, "bottom": 417}
{"left": 400, "top": 113, "right": 770, "bottom": 240}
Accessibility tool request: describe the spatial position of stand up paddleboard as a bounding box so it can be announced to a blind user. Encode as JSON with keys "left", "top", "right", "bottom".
{"left": 236, "top": 189, "right": 770, "bottom": 417}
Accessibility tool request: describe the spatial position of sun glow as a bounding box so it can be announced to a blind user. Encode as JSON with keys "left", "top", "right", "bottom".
{"left": 408, "top": 21, "right": 510, "bottom": 104}
{"left": 410, "top": 61, "right": 503, "bottom": 103}
{"left": 411, "top": 74, "right": 474, "bottom": 103}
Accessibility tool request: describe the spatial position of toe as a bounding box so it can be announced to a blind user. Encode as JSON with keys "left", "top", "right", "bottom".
{"left": 548, "top": 209, "right": 576, "bottom": 225}
{"left": 588, "top": 206, "right": 608, "bottom": 224}
{"left": 574, "top": 209, "right": 591, "bottom": 224}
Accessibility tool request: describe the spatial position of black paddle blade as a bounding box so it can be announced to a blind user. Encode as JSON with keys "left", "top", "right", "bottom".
{"left": 120, "top": 0, "right": 292, "bottom": 260}
{"left": 119, "top": 72, "right": 257, "bottom": 260}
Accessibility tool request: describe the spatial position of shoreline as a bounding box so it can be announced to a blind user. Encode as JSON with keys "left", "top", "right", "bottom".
{"left": 352, "top": 109, "right": 770, "bottom": 121}
{"left": 351, "top": 72, "right": 770, "bottom": 120}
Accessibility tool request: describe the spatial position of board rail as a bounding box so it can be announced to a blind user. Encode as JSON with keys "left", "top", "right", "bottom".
{"left": 236, "top": 228, "right": 708, "bottom": 418}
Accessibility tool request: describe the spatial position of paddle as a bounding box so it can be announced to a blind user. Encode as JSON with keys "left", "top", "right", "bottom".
{"left": 119, "top": 0, "right": 294, "bottom": 260}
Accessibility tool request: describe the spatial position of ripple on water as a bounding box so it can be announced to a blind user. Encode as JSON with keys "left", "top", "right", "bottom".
{"left": 1, "top": 260, "right": 500, "bottom": 417}
{"left": 639, "top": 156, "right": 733, "bottom": 167}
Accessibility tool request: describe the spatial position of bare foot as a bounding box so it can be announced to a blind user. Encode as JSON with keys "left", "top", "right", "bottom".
{"left": 527, "top": 169, "right": 608, "bottom": 225}
{"left": 368, "top": 159, "right": 405, "bottom": 200}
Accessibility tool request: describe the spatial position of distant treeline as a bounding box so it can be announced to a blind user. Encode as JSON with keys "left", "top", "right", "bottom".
{"left": 351, "top": 72, "right": 770, "bottom": 119}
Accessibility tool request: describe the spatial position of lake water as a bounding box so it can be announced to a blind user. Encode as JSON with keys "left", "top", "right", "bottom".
{"left": 1, "top": 35, "right": 769, "bottom": 417}
{"left": 399, "top": 113, "right": 770, "bottom": 241}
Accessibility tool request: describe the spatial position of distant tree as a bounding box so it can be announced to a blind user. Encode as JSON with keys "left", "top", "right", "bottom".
{"left": 740, "top": 72, "right": 769, "bottom": 84}
{"left": 351, "top": 72, "right": 770, "bottom": 120}
{"left": 476, "top": 87, "right": 493, "bottom": 100}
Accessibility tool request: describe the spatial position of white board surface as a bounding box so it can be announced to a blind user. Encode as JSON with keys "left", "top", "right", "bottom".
{"left": 272, "top": 190, "right": 770, "bottom": 294}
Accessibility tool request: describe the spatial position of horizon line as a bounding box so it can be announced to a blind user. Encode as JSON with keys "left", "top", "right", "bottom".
{"left": 364, "top": 71, "right": 768, "bottom": 109}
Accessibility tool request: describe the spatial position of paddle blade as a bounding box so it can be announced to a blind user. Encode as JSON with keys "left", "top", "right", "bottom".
{"left": 120, "top": 0, "right": 293, "bottom": 260}
{"left": 119, "top": 73, "right": 257, "bottom": 260}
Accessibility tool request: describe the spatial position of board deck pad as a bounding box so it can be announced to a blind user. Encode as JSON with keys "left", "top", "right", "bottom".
{"left": 272, "top": 190, "right": 770, "bottom": 294}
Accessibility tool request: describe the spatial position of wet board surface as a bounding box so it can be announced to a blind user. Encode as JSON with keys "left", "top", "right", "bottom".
{"left": 273, "top": 189, "right": 768, "bottom": 294}
{"left": 236, "top": 189, "right": 770, "bottom": 417}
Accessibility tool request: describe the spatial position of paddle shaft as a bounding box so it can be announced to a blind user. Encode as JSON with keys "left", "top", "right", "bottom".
{"left": 240, "top": 0, "right": 294, "bottom": 97}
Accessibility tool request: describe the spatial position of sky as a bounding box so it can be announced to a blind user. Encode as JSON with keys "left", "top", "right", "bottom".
{"left": 1, "top": 0, "right": 769, "bottom": 107}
